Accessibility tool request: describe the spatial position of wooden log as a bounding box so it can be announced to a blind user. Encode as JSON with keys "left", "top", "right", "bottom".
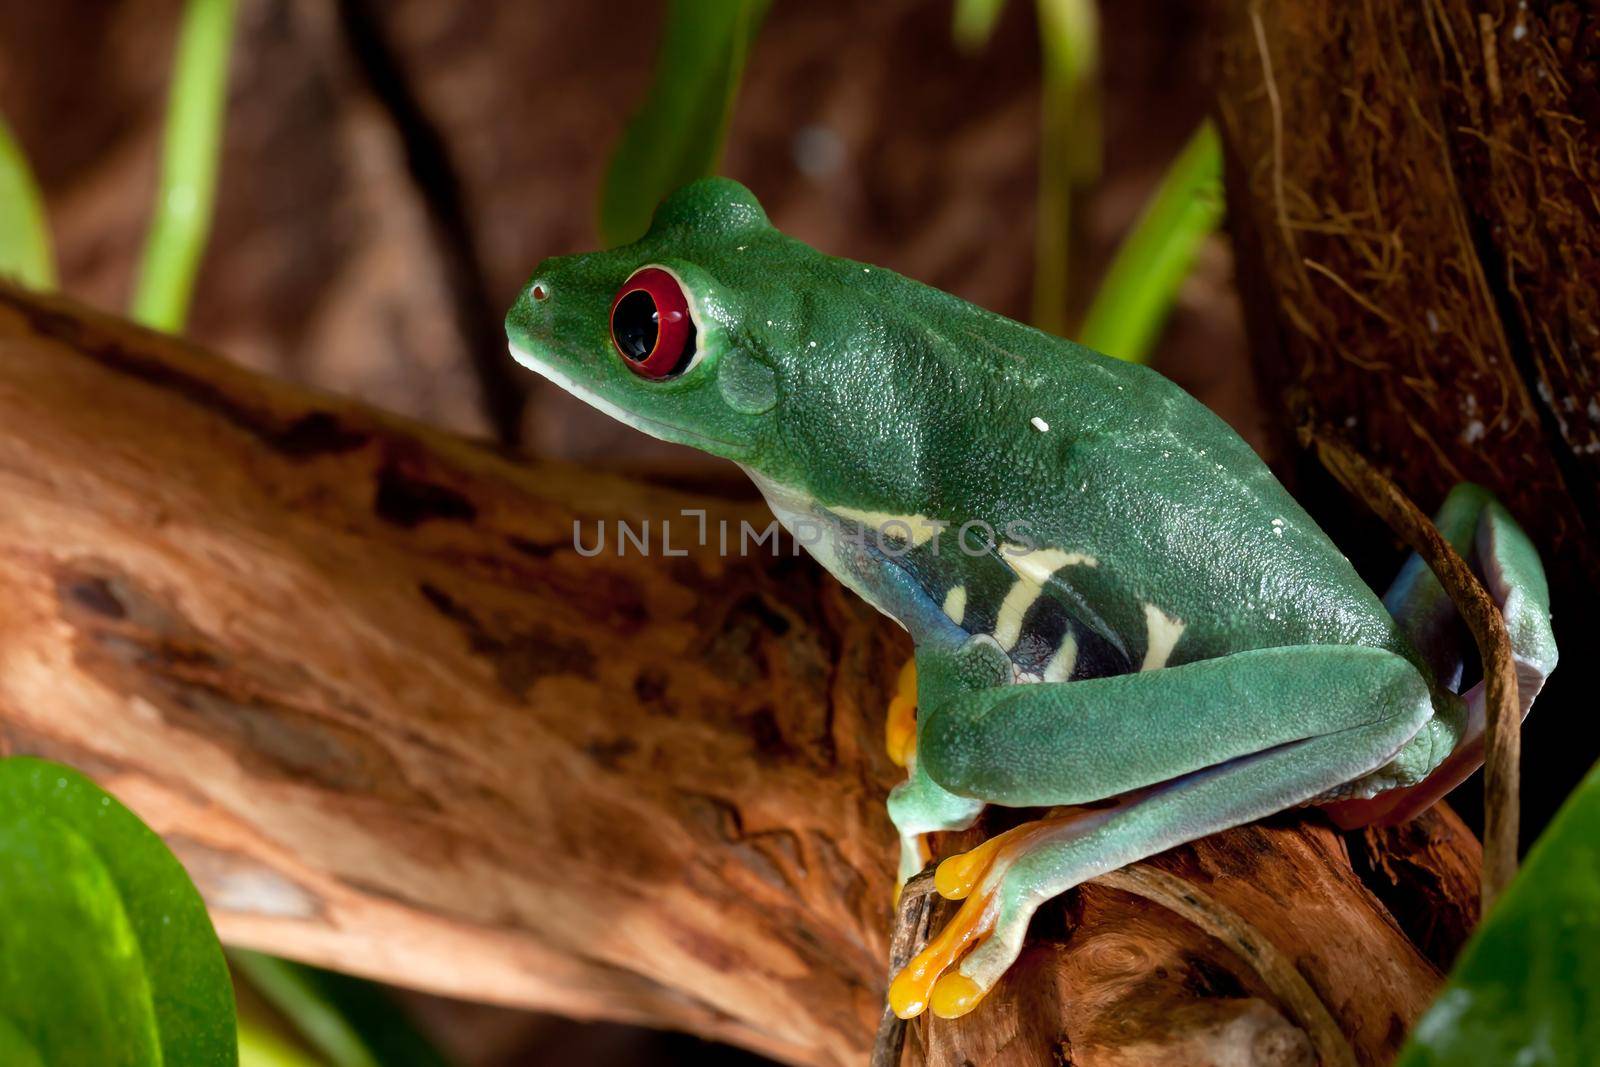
{"left": 0, "top": 284, "right": 1476, "bottom": 1065}
{"left": 0, "top": 284, "right": 901, "bottom": 1065}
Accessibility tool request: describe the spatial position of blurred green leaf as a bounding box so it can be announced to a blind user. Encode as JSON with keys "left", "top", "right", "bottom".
{"left": 952, "top": 0, "right": 1007, "bottom": 50}
{"left": 0, "top": 757, "right": 237, "bottom": 1066}
{"left": 239, "top": 1022, "right": 324, "bottom": 1067}
{"left": 0, "top": 114, "right": 55, "bottom": 288}
{"left": 1030, "top": 0, "right": 1099, "bottom": 335}
{"left": 1396, "top": 759, "right": 1600, "bottom": 1066}
{"left": 232, "top": 951, "right": 453, "bottom": 1067}
{"left": 131, "top": 0, "right": 237, "bottom": 331}
{"left": 0, "top": 1017, "right": 47, "bottom": 1067}
{"left": 1077, "top": 120, "right": 1222, "bottom": 363}
{"left": 598, "top": 0, "right": 770, "bottom": 248}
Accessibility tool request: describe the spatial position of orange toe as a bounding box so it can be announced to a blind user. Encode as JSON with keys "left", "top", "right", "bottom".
{"left": 930, "top": 972, "right": 988, "bottom": 1018}
{"left": 887, "top": 873, "right": 997, "bottom": 1018}
{"left": 885, "top": 658, "right": 919, "bottom": 767}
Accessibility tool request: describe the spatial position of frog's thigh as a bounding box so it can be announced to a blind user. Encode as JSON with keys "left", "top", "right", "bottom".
{"left": 1383, "top": 482, "right": 1492, "bottom": 687}
{"left": 1329, "top": 489, "right": 1557, "bottom": 828}
{"left": 919, "top": 644, "right": 1434, "bottom": 808}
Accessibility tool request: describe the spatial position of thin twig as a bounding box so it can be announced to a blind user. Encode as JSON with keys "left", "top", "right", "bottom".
{"left": 1093, "top": 864, "right": 1358, "bottom": 1067}
{"left": 870, "top": 869, "right": 938, "bottom": 1067}
{"left": 1303, "top": 424, "right": 1521, "bottom": 908}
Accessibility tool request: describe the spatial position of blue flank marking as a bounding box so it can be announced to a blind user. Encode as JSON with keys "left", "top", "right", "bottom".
{"left": 861, "top": 538, "right": 972, "bottom": 650}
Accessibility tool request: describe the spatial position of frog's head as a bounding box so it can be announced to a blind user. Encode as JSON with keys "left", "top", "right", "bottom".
{"left": 509, "top": 177, "right": 965, "bottom": 510}
{"left": 507, "top": 178, "right": 794, "bottom": 467}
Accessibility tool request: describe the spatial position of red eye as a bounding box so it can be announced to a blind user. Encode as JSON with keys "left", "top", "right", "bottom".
{"left": 610, "top": 267, "right": 696, "bottom": 379}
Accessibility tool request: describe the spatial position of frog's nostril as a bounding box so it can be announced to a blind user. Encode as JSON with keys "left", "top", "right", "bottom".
{"left": 531, "top": 282, "right": 549, "bottom": 302}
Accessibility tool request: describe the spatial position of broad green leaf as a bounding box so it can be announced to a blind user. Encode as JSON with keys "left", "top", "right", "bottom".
{"left": 598, "top": 0, "right": 770, "bottom": 248}
{"left": 1077, "top": 120, "right": 1222, "bottom": 363}
{"left": 1396, "top": 759, "right": 1600, "bottom": 1066}
{"left": 233, "top": 951, "right": 453, "bottom": 1067}
{"left": 0, "top": 114, "right": 55, "bottom": 289}
{"left": 131, "top": 0, "right": 237, "bottom": 331}
{"left": 0, "top": 757, "right": 237, "bottom": 1066}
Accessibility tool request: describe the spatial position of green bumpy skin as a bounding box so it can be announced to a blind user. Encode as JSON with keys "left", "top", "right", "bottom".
{"left": 506, "top": 178, "right": 1558, "bottom": 1020}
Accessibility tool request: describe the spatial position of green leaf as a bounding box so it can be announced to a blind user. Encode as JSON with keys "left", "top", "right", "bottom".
{"left": 598, "top": 0, "right": 769, "bottom": 248}
{"left": 1077, "top": 120, "right": 1222, "bottom": 363}
{"left": 951, "top": 0, "right": 1007, "bottom": 51}
{"left": 0, "top": 1016, "right": 48, "bottom": 1067}
{"left": 0, "top": 114, "right": 55, "bottom": 289}
{"left": 237, "top": 1020, "right": 324, "bottom": 1067}
{"left": 1030, "top": 0, "right": 1099, "bottom": 335}
{"left": 233, "top": 951, "right": 453, "bottom": 1067}
{"left": 0, "top": 757, "right": 237, "bottom": 1065}
{"left": 131, "top": 0, "right": 237, "bottom": 332}
{"left": 1396, "top": 759, "right": 1600, "bottom": 1066}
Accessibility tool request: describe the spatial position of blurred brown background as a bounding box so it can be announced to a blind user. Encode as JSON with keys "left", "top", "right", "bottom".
{"left": 1, "top": 0, "right": 1254, "bottom": 1062}
{"left": 0, "top": 0, "right": 1252, "bottom": 455}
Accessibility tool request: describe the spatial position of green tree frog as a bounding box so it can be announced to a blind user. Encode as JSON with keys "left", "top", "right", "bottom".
{"left": 506, "top": 179, "right": 1557, "bottom": 1021}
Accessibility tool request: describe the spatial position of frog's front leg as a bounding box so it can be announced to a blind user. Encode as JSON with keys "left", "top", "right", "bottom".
{"left": 884, "top": 639, "right": 1012, "bottom": 888}
{"left": 888, "top": 644, "right": 1441, "bottom": 1019}
{"left": 886, "top": 752, "right": 984, "bottom": 888}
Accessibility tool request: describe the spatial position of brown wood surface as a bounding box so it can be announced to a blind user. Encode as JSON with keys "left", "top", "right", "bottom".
{"left": 0, "top": 283, "right": 1482, "bottom": 1065}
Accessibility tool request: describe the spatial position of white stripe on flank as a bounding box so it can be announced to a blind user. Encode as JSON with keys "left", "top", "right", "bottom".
{"left": 942, "top": 585, "right": 968, "bottom": 627}
{"left": 1139, "top": 604, "right": 1185, "bottom": 671}
{"left": 829, "top": 505, "right": 940, "bottom": 548}
{"left": 990, "top": 547, "right": 1099, "bottom": 654}
{"left": 993, "top": 579, "right": 1043, "bottom": 651}
{"left": 1043, "top": 632, "right": 1079, "bottom": 682}
{"left": 1003, "top": 545, "right": 1099, "bottom": 586}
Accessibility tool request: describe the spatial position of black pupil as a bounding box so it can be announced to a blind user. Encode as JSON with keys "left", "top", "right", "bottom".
{"left": 613, "top": 290, "right": 659, "bottom": 361}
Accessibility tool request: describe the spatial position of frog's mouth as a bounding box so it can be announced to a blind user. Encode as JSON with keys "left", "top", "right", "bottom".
{"left": 508, "top": 342, "right": 746, "bottom": 456}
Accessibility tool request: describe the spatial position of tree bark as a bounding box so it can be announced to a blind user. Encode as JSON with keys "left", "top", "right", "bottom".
{"left": 0, "top": 284, "right": 1477, "bottom": 1065}
{"left": 1210, "top": 0, "right": 1598, "bottom": 848}
{"left": 1211, "top": 0, "right": 1600, "bottom": 590}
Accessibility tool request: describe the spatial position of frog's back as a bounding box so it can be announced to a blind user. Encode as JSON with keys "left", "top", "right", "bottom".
{"left": 787, "top": 262, "right": 1419, "bottom": 681}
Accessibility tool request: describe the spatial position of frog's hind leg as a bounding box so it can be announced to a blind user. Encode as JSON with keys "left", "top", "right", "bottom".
{"left": 1381, "top": 483, "right": 1555, "bottom": 693}
{"left": 887, "top": 756, "right": 985, "bottom": 890}
{"left": 885, "top": 657, "right": 919, "bottom": 768}
{"left": 1324, "top": 484, "right": 1558, "bottom": 828}
{"left": 890, "top": 644, "right": 1434, "bottom": 1019}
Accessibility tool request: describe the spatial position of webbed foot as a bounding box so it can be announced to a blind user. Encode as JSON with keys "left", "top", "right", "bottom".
{"left": 888, "top": 806, "right": 1122, "bottom": 1019}
{"left": 886, "top": 656, "right": 929, "bottom": 899}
